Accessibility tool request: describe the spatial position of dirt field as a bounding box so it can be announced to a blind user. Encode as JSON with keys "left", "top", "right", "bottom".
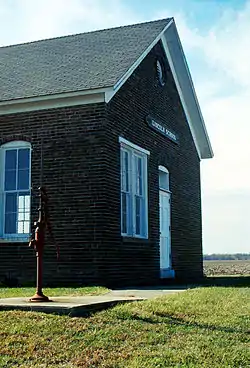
{"left": 204, "top": 260, "right": 250, "bottom": 276}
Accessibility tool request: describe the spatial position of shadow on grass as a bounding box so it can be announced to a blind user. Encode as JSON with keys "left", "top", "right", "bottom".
{"left": 128, "top": 313, "right": 249, "bottom": 335}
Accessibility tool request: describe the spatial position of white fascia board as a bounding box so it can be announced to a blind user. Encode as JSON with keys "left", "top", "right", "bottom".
{"left": 160, "top": 34, "right": 201, "bottom": 160}
{"left": 105, "top": 18, "right": 174, "bottom": 103}
{"left": 161, "top": 22, "right": 213, "bottom": 159}
{"left": 0, "top": 88, "right": 108, "bottom": 115}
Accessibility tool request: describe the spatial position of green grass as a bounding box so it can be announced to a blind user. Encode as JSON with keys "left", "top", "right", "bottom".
{"left": 0, "top": 287, "right": 249, "bottom": 367}
{"left": 0, "top": 286, "right": 109, "bottom": 299}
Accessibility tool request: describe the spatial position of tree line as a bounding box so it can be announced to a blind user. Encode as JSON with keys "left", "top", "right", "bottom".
{"left": 203, "top": 253, "right": 250, "bottom": 261}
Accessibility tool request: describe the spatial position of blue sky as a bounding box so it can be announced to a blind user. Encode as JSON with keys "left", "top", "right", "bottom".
{"left": 1, "top": 0, "right": 250, "bottom": 254}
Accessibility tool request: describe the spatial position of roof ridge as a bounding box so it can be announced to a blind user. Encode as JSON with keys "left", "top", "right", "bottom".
{"left": 0, "top": 18, "right": 172, "bottom": 50}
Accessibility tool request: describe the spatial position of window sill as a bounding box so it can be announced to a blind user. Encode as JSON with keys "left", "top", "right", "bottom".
{"left": 0, "top": 237, "right": 30, "bottom": 243}
{"left": 122, "top": 236, "right": 150, "bottom": 243}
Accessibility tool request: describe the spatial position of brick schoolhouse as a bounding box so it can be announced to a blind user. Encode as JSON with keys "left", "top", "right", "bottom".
{"left": 0, "top": 18, "right": 213, "bottom": 287}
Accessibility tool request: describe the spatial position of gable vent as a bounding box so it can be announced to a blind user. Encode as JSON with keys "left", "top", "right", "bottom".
{"left": 156, "top": 59, "right": 166, "bottom": 86}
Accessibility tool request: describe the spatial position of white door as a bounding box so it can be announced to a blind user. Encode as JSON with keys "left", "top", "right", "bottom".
{"left": 159, "top": 190, "right": 171, "bottom": 277}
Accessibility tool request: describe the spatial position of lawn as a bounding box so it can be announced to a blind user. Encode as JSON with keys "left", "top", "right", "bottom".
{"left": 0, "top": 286, "right": 109, "bottom": 299}
{"left": 0, "top": 287, "right": 249, "bottom": 367}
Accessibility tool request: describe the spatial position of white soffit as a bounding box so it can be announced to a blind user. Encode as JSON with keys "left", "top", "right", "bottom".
{"left": 161, "top": 22, "right": 213, "bottom": 159}
{"left": 0, "top": 88, "right": 107, "bottom": 115}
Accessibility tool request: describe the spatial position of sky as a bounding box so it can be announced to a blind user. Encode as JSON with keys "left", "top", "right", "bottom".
{"left": 0, "top": 0, "right": 249, "bottom": 254}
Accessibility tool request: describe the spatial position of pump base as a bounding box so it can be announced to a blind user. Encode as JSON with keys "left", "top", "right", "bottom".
{"left": 29, "top": 292, "right": 50, "bottom": 302}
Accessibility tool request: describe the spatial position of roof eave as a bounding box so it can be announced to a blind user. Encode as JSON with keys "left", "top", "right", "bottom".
{"left": 161, "top": 21, "right": 213, "bottom": 160}
{"left": 0, "top": 87, "right": 111, "bottom": 115}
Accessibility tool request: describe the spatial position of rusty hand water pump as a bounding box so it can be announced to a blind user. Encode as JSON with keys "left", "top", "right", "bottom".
{"left": 29, "top": 186, "right": 59, "bottom": 302}
{"left": 29, "top": 186, "right": 50, "bottom": 302}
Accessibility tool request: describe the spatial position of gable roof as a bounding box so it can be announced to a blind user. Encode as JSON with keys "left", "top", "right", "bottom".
{"left": 0, "top": 19, "right": 171, "bottom": 102}
{"left": 0, "top": 18, "right": 213, "bottom": 159}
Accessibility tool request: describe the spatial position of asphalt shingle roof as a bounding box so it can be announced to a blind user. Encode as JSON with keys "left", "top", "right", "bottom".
{"left": 0, "top": 18, "right": 172, "bottom": 102}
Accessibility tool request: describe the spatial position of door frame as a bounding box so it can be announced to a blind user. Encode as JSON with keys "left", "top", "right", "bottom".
{"left": 159, "top": 166, "right": 175, "bottom": 279}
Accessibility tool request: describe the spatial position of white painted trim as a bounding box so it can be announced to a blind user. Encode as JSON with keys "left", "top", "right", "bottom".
{"left": 160, "top": 35, "right": 201, "bottom": 160}
{"left": 144, "top": 150, "right": 149, "bottom": 240}
{"left": 160, "top": 269, "right": 175, "bottom": 279}
{"left": 0, "top": 142, "right": 32, "bottom": 238}
{"left": 106, "top": 19, "right": 174, "bottom": 103}
{"left": 161, "top": 22, "right": 213, "bottom": 159}
{"left": 119, "top": 137, "right": 150, "bottom": 156}
{"left": 0, "top": 237, "right": 30, "bottom": 243}
{"left": 159, "top": 189, "right": 172, "bottom": 273}
{"left": 120, "top": 139, "right": 149, "bottom": 239}
{"left": 104, "top": 88, "right": 115, "bottom": 103}
{"left": 158, "top": 165, "right": 169, "bottom": 173}
{"left": 174, "top": 28, "right": 213, "bottom": 159}
{"left": 0, "top": 87, "right": 110, "bottom": 106}
{"left": 1, "top": 141, "right": 30, "bottom": 149}
{"left": 0, "top": 90, "right": 107, "bottom": 115}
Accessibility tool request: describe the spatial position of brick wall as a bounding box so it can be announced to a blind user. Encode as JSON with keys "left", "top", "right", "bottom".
{"left": 0, "top": 40, "right": 203, "bottom": 287}
{"left": 101, "top": 41, "right": 203, "bottom": 285}
{"left": 0, "top": 103, "right": 107, "bottom": 286}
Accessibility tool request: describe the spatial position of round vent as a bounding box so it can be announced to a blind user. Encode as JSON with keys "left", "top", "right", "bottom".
{"left": 156, "top": 59, "right": 166, "bottom": 86}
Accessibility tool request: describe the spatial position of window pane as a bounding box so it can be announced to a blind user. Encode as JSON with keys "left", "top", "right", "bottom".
{"left": 135, "top": 196, "right": 141, "bottom": 235}
{"left": 124, "top": 152, "right": 129, "bottom": 192}
{"left": 18, "top": 213, "right": 25, "bottom": 221}
{"left": 5, "top": 193, "right": 17, "bottom": 213}
{"left": 17, "top": 193, "right": 31, "bottom": 234}
{"left": 18, "top": 149, "right": 30, "bottom": 169}
{"left": 5, "top": 170, "right": 16, "bottom": 190}
{"left": 159, "top": 171, "right": 169, "bottom": 191}
{"left": 25, "top": 195, "right": 30, "bottom": 210}
{"left": 17, "top": 221, "right": 30, "bottom": 234}
{"left": 122, "top": 192, "right": 127, "bottom": 234}
{"left": 24, "top": 212, "right": 30, "bottom": 221}
{"left": 18, "top": 194, "right": 30, "bottom": 221}
{"left": 5, "top": 213, "right": 17, "bottom": 234}
{"left": 18, "top": 222, "right": 24, "bottom": 234}
{"left": 136, "top": 156, "right": 143, "bottom": 196}
{"left": 5, "top": 150, "right": 17, "bottom": 170}
{"left": 17, "top": 169, "right": 29, "bottom": 190}
{"left": 18, "top": 195, "right": 25, "bottom": 210}
{"left": 121, "top": 150, "right": 129, "bottom": 192}
{"left": 23, "top": 221, "right": 30, "bottom": 234}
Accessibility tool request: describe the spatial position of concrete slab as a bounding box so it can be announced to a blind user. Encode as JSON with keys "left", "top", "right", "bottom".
{"left": 109, "top": 287, "right": 187, "bottom": 299}
{"left": 0, "top": 295, "right": 143, "bottom": 317}
{"left": 0, "top": 287, "right": 187, "bottom": 317}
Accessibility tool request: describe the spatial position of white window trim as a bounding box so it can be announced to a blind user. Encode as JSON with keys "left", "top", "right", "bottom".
{"left": 1, "top": 141, "right": 31, "bottom": 149}
{"left": 0, "top": 141, "right": 31, "bottom": 242}
{"left": 119, "top": 137, "right": 150, "bottom": 156}
{"left": 120, "top": 138, "right": 149, "bottom": 239}
{"left": 159, "top": 165, "right": 171, "bottom": 193}
{"left": 159, "top": 165, "right": 169, "bottom": 174}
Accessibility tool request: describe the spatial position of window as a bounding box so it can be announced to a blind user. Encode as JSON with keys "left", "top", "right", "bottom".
{"left": 159, "top": 165, "right": 170, "bottom": 192}
{"left": 120, "top": 138, "right": 149, "bottom": 238}
{"left": 0, "top": 141, "right": 31, "bottom": 240}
